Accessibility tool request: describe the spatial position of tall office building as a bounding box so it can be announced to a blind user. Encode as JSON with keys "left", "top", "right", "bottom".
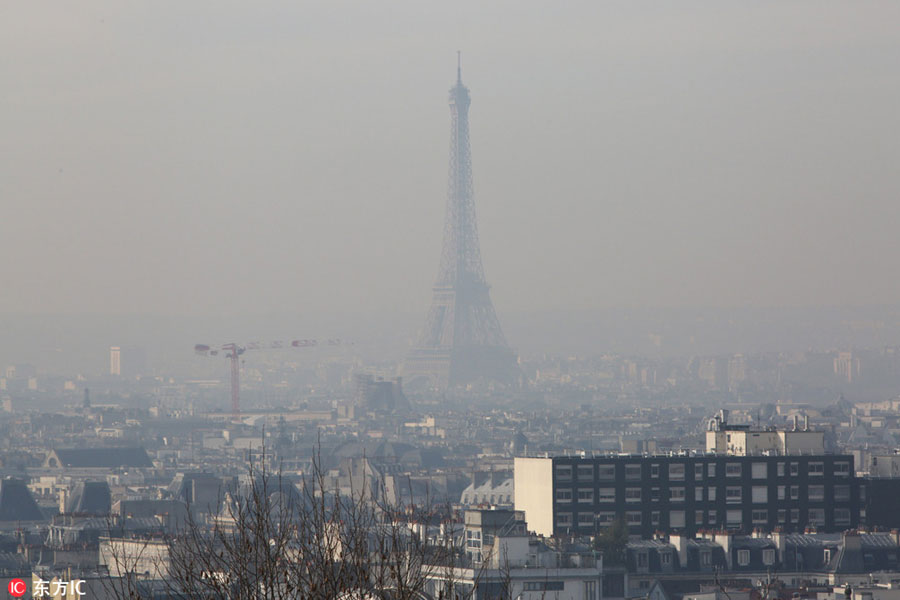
{"left": 109, "top": 346, "right": 121, "bottom": 376}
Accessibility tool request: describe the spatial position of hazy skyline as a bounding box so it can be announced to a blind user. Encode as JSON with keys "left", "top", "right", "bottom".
{"left": 3, "top": 2, "right": 899, "bottom": 319}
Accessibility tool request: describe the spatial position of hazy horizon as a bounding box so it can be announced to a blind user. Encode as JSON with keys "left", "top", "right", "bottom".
{"left": 3, "top": 1, "right": 900, "bottom": 324}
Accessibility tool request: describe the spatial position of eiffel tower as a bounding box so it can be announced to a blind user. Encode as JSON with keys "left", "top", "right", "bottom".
{"left": 404, "top": 58, "right": 519, "bottom": 389}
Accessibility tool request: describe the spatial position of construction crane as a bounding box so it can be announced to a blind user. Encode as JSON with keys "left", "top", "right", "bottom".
{"left": 194, "top": 339, "right": 344, "bottom": 423}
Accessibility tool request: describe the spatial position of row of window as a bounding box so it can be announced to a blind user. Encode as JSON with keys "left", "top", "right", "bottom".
{"left": 556, "top": 508, "right": 852, "bottom": 529}
{"left": 634, "top": 548, "right": 777, "bottom": 568}
{"left": 556, "top": 461, "right": 851, "bottom": 482}
{"left": 556, "top": 484, "right": 852, "bottom": 504}
{"left": 461, "top": 493, "right": 511, "bottom": 504}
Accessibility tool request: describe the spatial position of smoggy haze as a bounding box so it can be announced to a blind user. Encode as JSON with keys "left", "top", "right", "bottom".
{"left": 2, "top": 2, "right": 899, "bottom": 318}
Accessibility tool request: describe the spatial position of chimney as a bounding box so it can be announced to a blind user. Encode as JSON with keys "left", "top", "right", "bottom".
{"left": 891, "top": 529, "right": 900, "bottom": 547}
{"left": 771, "top": 528, "right": 786, "bottom": 563}
{"left": 714, "top": 531, "right": 733, "bottom": 570}
{"left": 843, "top": 530, "right": 862, "bottom": 551}
{"left": 804, "top": 414, "right": 810, "bottom": 431}
{"left": 670, "top": 533, "right": 689, "bottom": 568}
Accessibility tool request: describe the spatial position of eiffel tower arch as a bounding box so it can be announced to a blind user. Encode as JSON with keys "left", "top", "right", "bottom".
{"left": 403, "top": 59, "right": 520, "bottom": 389}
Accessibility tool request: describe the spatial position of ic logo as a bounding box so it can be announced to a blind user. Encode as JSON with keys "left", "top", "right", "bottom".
{"left": 7, "top": 579, "right": 26, "bottom": 598}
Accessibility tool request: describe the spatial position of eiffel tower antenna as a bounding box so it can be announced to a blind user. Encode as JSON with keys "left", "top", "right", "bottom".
{"left": 403, "top": 59, "right": 519, "bottom": 390}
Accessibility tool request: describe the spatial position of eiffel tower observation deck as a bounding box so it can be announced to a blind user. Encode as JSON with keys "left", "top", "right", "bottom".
{"left": 403, "top": 59, "right": 520, "bottom": 390}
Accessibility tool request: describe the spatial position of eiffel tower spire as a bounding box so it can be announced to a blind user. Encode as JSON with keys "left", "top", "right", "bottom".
{"left": 403, "top": 60, "right": 519, "bottom": 389}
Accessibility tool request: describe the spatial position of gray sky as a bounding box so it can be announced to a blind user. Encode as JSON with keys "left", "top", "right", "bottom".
{"left": 3, "top": 1, "right": 899, "bottom": 318}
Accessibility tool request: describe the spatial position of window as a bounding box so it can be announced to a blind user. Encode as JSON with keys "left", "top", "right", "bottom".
{"left": 466, "top": 529, "right": 481, "bottom": 548}
{"left": 790, "top": 462, "right": 799, "bottom": 476}
{"left": 597, "top": 512, "right": 615, "bottom": 524}
{"left": 695, "top": 487, "right": 704, "bottom": 501}
{"left": 695, "top": 463, "right": 704, "bottom": 479}
{"left": 778, "top": 486, "right": 785, "bottom": 500}
{"left": 524, "top": 582, "right": 564, "bottom": 592}
{"left": 808, "top": 508, "right": 825, "bottom": 525}
{"left": 708, "top": 487, "right": 717, "bottom": 501}
{"left": 737, "top": 549, "right": 750, "bottom": 566}
{"left": 777, "top": 462, "right": 785, "bottom": 477}
{"left": 598, "top": 465, "right": 616, "bottom": 480}
{"left": 708, "top": 464, "right": 717, "bottom": 478}
{"left": 556, "top": 465, "right": 573, "bottom": 481}
{"left": 790, "top": 508, "right": 799, "bottom": 523}
{"left": 808, "top": 485, "right": 825, "bottom": 502}
{"left": 763, "top": 549, "right": 775, "bottom": 565}
{"left": 790, "top": 486, "right": 799, "bottom": 500}
{"left": 670, "top": 511, "right": 685, "bottom": 528}
{"left": 651, "top": 511, "right": 660, "bottom": 525}
{"left": 752, "top": 510, "right": 768, "bottom": 524}
{"left": 726, "top": 487, "right": 742, "bottom": 503}
{"left": 661, "top": 552, "right": 672, "bottom": 566}
{"left": 701, "top": 552, "right": 711, "bottom": 566}
{"left": 835, "top": 508, "right": 851, "bottom": 526}
{"left": 625, "top": 464, "right": 642, "bottom": 480}
{"left": 584, "top": 580, "right": 597, "bottom": 600}
{"left": 823, "top": 549, "right": 832, "bottom": 564}
{"left": 860, "top": 485, "right": 866, "bottom": 501}
{"left": 578, "top": 513, "right": 594, "bottom": 526}
{"left": 578, "top": 489, "right": 593, "bottom": 503}
{"left": 557, "top": 513, "right": 572, "bottom": 527}
{"left": 625, "top": 488, "right": 642, "bottom": 503}
{"left": 626, "top": 511, "right": 642, "bottom": 525}
{"left": 752, "top": 463, "right": 768, "bottom": 479}
{"left": 777, "top": 509, "right": 786, "bottom": 523}
{"left": 708, "top": 511, "right": 718, "bottom": 525}
{"left": 670, "top": 487, "right": 685, "bottom": 502}
{"left": 556, "top": 489, "right": 573, "bottom": 502}
{"left": 650, "top": 488, "right": 661, "bottom": 502}
{"left": 651, "top": 464, "right": 660, "bottom": 478}
{"left": 695, "top": 510, "right": 704, "bottom": 524}
{"left": 637, "top": 553, "right": 648, "bottom": 567}
{"left": 834, "top": 485, "right": 850, "bottom": 502}
{"left": 752, "top": 486, "right": 768, "bottom": 503}
{"left": 727, "top": 510, "right": 743, "bottom": 527}
{"left": 809, "top": 462, "right": 825, "bottom": 476}
{"left": 726, "top": 463, "right": 742, "bottom": 477}
{"left": 598, "top": 488, "right": 615, "bottom": 502}
{"left": 835, "top": 462, "right": 851, "bottom": 476}
{"left": 670, "top": 463, "right": 685, "bottom": 481}
{"left": 577, "top": 465, "right": 594, "bottom": 481}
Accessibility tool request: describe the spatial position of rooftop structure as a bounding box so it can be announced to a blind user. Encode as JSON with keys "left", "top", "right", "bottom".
{"left": 705, "top": 409, "right": 825, "bottom": 456}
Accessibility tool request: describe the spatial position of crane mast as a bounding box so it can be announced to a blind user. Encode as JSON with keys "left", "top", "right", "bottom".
{"left": 194, "top": 339, "right": 342, "bottom": 423}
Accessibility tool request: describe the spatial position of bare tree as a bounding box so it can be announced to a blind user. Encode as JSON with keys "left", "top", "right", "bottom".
{"left": 101, "top": 445, "right": 498, "bottom": 599}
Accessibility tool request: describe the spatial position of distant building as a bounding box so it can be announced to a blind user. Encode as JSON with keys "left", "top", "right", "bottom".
{"left": 424, "top": 508, "right": 602, "bottom": 600}
{"left": 354, "top": 374, "right": 409, "bottom": 413}
{"left": 622, "top": 529, "right": 900, "bottom": 598}
{"left": 109, "top": 346, "right": 121, "bottom": 376}
{"left": 43, "top": 447, "right": 153, "bottom": 470}
{"left": 834, "top": 351, "right": 860, "bottom": 383}
{"left": 460, "top": 472, "right": 514, "bottom": 507}
{"left": 0, "top": 478, "right": 45, "bottom": 523}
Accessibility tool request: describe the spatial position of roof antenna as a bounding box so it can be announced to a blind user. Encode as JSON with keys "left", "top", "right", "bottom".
{"left": 457, "top": 50, "right": 462, "bottom": 83}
